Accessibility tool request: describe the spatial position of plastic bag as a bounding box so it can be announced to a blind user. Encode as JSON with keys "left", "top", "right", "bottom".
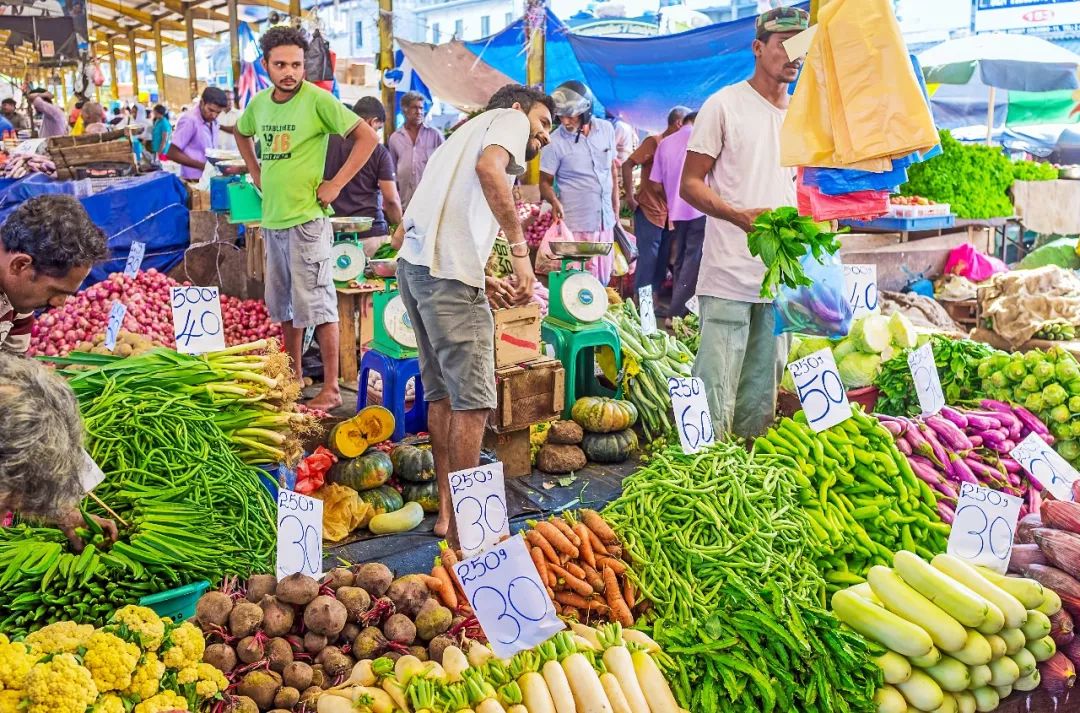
{"left": 773, "top": 251, "right": 854, "bottom": 338}
{"left": 944, "top": 243, "right": 1008, "bottom": 283}
{"left": 613, "top": 222, "right": 638, "bottom": 263}
{"left": 535, "top": 219, "right": 573, "bottom": 275}
{"left": 797, "top": 169, "right": 889, "bottom": 221}
{"left": 295, "top": 445, "right": 336, "bottom": 494}
{"left": 310, "top": 483, "right": 373, "bottom": 542}
{"left": 304, "top": 29, "right": 334, "bottom": 82}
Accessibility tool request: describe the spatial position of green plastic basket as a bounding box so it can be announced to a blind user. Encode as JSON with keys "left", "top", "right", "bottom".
{"left": 139, "top": 580, "right": 210, "bottom": 622}
{"left": 227, "top": 180, "right": 262, "bottom": 224}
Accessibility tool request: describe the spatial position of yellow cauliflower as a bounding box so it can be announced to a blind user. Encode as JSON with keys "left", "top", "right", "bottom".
{"left": 134, "top": 690, "right": 190, "bottom": 713}
{"left": 0, "top": 637, "right": 35, "bottom": 690}
{"left": 23, "top": 621, "right": 94, "bottom": 655}
{"left": 83, "top": 631, "right": 140, "bottom": 692}
{"left": 94, "top": 694, "right": 127, "bottom": 713}
{"left": 123, "top": 651, "right": 165, "bottom": 701}
{"left": 162, "top": 622, "right": 203, "bottom": 670}
{"left": 112, "top": 605, "right": 166, "bottom": 651}
{"left": 192, "top": 663, "right": 227, "bottom": 699}
{"left": 24, "top": 652, "right": 98, "bottom": 713}
{"left": 0, "top": 690, "right": 25, "bottom": 713}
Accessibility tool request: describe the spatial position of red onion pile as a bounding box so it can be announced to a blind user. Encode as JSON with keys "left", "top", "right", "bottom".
{"left": 28, "top": 269, "right": 282, "bottom": 357}
{"left": 522, "top": 202, "right": 554, "bottom": 249}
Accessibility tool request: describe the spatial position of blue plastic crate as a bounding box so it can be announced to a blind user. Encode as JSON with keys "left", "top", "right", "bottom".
{"left": 209, "top": 175, "right": 241, "bottom": 212}
{"left": 139, "top": 580, "right": 209, "bottom": 622}
{"left": 841, "top": 214, "right": 956, "bottom": 232}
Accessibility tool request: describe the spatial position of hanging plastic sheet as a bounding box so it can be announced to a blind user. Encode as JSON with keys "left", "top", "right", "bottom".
{"left": 797, "top": 169, "right": 890, "bottom": 222}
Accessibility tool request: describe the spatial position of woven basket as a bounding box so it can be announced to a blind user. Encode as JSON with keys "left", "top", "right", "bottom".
{"left": 48, "top": 129, "right": 138, "bottom": 180}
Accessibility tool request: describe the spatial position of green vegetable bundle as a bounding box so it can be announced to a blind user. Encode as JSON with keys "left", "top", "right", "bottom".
{"left": 1011, "top": 159, "right": 1059, "bottom": 182}
{"left": 670, "top": 312, "right": 699, "bottom": 354}
{"left": 747, "top": 206, "right": 844, "bottom": 299}
{"left": 874, "top": 335, "right": 998, "bottom": 417}
{"left": 604, "top": 441, "right": 881, "bottom": 713}
{"left": 901, "top": 130, "right": 1014, "bottom": 219}
{"left": 753, "top": 407, "right": 950, "bottom": 593}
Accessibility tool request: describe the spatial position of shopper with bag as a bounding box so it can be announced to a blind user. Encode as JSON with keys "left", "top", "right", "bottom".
{"left": 539, "top": 81, "right": 619, "bottom": 286}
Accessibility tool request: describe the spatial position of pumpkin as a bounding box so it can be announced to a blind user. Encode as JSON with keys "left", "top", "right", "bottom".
{"left": 328, "top": 406, "right": 396, "bottom": 458}
{"left": 356, "top": 484, "right": 404, "bottom": 516}
{"left": 402, "top": 481, "right": 439, "bottom": 513}
{"left": 331, "top": 450, "right": 394, "bottom": 492}
{"left": 571, "top": 397, "right": 638, "bottom": 433}
{"left": 391, "top": 445, "right": 435, "bottom": 483}
{"left": 581, "top": 429, "right": 638, "bottom": 463}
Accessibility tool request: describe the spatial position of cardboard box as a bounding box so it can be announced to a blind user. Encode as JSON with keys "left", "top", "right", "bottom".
{"left": 494, "top": 304, "right": 542, "bottom": 368}
{"left": 491, "top": 357, "right": 564, "bottom": 433}
{"left": 189, "top": 187, "right": 210, "bottom": 212}
{"left": 483, "top": 427, "right": 531, "bottom": 477}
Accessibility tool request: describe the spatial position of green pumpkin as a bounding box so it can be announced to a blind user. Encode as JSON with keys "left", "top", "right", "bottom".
{"left": 402, "top": 481, "right": 440, "bottom": 513}
{"left": 331, "top": 450, "right": 393, "bottom": 492}
{"left": 581, "top": 428, "right": 638, "bottom": 463}
{"left": 571, "top": 396, "right": 638, "bottom": 433}
{"left": 391, "top": 445, "right": 436, "bottom": 483}
{"left": 357, "top": 484, "right": 404, "bottom": 515}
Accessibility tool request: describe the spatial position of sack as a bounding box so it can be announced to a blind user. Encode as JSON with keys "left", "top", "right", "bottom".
{"left": 535, "top": 220, "right": 573, "bottom": 275}
{"left": 304, "top": 29, "right": 334, "bottom": 82}
{"left": 613, "top": 221, "right": 638, "bottom": 263}
{"left": 773, "top": 251, "right": 853, "bottom": 338}
{"left": 944, "top": 243, "right": 1007, "bottom": 283}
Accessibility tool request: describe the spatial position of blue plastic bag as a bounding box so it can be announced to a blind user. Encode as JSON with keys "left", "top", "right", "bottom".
{"left": 773, "top": 251, "right": 853, "bottom": 338}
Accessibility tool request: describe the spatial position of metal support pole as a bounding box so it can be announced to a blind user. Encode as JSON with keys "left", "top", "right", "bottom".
{"left": 524, "top": 0, "right": 545, "bottom": 185}
{"left": 186, "top": 8, "right": 198, "bottom": 100}
{"left": 109, "top": 39, "right": 120, "bottom": 100}
{"left": 154, "top": 21, "right": 166, "bottom": 103}
{"left": 378, "top": 0, "right": 394, "bottom": 143}
{"left": 228, "top": 0, "right": 241, "bottom": 96}
{"left": 128, "top": 31, "right": 140, "bottom": 99}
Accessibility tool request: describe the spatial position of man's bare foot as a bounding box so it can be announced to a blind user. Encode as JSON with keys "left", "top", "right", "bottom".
{"left": 434, "top": 517, "right": 450, "bottom": 538}
{"left": 307, "top": 387, "right": 343, "bottom": 411}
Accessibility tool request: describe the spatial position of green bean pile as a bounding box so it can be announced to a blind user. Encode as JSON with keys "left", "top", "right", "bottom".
{"left": 603, "top": 441, "right": 881, "bottom": 713}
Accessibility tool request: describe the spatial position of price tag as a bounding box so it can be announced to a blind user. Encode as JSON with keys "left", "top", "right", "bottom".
{"left": 908, "top": 343, "right": 945, "bottom": 416}
{"left": 787, "top": 348, "right": 851, "bottom": 432}
{"left": 78, "top": 450, "right": 106, "bottom": 493}
{"left": 452, "top": 534, "right": 564, "bottom": 659}
{"left": 685, "top": 295, "right": 700, "bottom": 317}
{"left": 842, "top": 264, "right": 878, "bottom": 318}
{"left": 124, "top": 241, "right": 146, "bottom": 278}
{"left": 667, "top": 377, "right": 714, "bottom": 454}
{"left": 276, "top": 489, "right": 323, "bottom": 580}
{"left": 170, "top": 286, "right": 226, "bottom": 354}
{"left": 638, "top": 286, "right": 657, "bottom": 336}
{"left": 1011, "top": 432, "right": 1080, "bottom": 501}
{"left": 104, "top": 301, "right": 126, "bottom": 351}
{"left": 450, "top": 462, "right": 510, "bottom": 558}
{"left": 947, "top": 482, "right": 1022, "bottom": 574}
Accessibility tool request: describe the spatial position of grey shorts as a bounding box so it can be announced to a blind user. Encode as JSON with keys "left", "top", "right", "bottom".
{"left": 396, "top": 260, "right": 496, "bottom": 411}
{"left": 262, "top": 218, "right": 338, "bottom": 328}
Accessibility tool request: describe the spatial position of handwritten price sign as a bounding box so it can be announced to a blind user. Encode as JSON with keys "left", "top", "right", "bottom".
{"left": 104, "top": 301, "right": 126, "bottom": 351}
{"left": 78, "top": 450, "right": 106, "bottom": 494}
{"left": 276, "top": 490, "right": 323, "bottom": 580}
{"left": 450, "top": 462, "right": 510, "bottom": 558}
{"left": 685, "top": 295, "right": 700, "bottom": 317}
{"left": 842, "top": 264, "right": 878, "bottom": 318}
{"left": 788, "top": 348, "right": 851, "bottom": 432}
{"left": 638, "top": 286, "right": 657, "bottom": 336}
{"left": 170, "top": 286, "right": 225, "bottom": 354}
{"left": 453, "top": 534, "right": 563, "bottom": 659}
{"left": 947, "top": 483, "right": 1021, "bottom": 574}
{"left": 124, "top": 241, "right": 146, "bottom": 278}
{"left": 908, "top": 343, "right": 945, "bottom": 416}
{"left": 1011, "top": 432, "right": 1080, "bottom": 502}
{"left": 667, "top": 377, "right": 714, "bottom": 454}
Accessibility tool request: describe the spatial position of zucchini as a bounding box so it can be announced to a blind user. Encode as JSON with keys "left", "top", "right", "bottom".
{"left": 1026, "top": 635, "right": 1056, "bottom": 662}
{"left": 974, "top": 567, "right": 1044, "bottom": 609}
{"left": 895, "top": 669, "right": 944, "bottom": 711}
{"left": 992, "top": 684, "right": 1012, "bottom": 700}
{"left": 954, "top": 690, "right": 976, "bottom": 713}
{"left": 932, "top": 692, "right": 959, "bottom": 713}
{"left": 967, "top": 664, "right": 992, "bottom": 689}
{"left": 931, "top": 555, "right": 1028, "bottom": 630}
{"left": 987, "top": 655, "right": 1019, "bottom": 687}
{"left": 951, "top": 630, "right": 992, "bottom": 667}
{"left": 974, "top": 602, "right": 1005, "bottom": 636}
{"left": 867, "top": 565, "right": 967, "bottom": 653}
{"left": 1011, "top": 647, "right": 1036, "bottom": 678}
{"left": 922, "top": 655, "right": 970, "bottom": 693}
{"left": 894, "top": 551, "right": 990, "bottom": 629}
{"left": 983, "top": 634, "right": 1006, "bottom": 661}
{"left": 874, "top": 651, "right": 912, "bottom": 685}
{"left": 999, "top": 627, "right": 1026, "bottom": 655}
{"left": 1013, "top": 669, "right": 1040, "bottom": 692}
{"left": 850, "top": 582, "right": 883, "bottom": 606}
{"left": 1036, "top": 588, "right": 1062, "bottom": 616}
{"left": 831, "top": 589, "right": 934, "bottom": 657}
{"left": 367, "top": 502, "right": 424, "bottom": 535}
{"left": 1020, "top": 609, "right": 1051, "bottom": 641}
{"left": 970, "top": 686, "right": 998, "bottom": 713}
{"left": 873, "top": 685, "right": 907, "bottom": 713}
{"left": 909, "top": 646, "right": 942, "bottom": 668}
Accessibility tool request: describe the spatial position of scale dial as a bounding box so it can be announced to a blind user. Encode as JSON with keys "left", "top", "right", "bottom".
{"left": 382, "top": 295, "right": 418, "bottom": 348}
{"left": 331, "top": 242, "right": 367, "bottom": 283}
{"left": 560, "top": 272, "right": 608, "bottom": 323}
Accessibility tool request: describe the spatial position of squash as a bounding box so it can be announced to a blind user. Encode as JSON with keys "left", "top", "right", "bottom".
{"left": 331, "top": 450, "right": 394, "bottom": 492}
{"left": 581, "top": 429, "right": 638, "bottom": 463}
{"left": 328, "top": 406, "right": 396, "bottom": 458}
{"left": 356, "top": 484, "right": 404, "bottom": 515}
{"left": 390, "top": 445, "right": 435, "bottom": 483}
{"left": 369, "top": 502, "right": 425, "bottom": 534}
{"left": 402, "top": 481, "right": 440, "bottom": 513}
{"left": 571, "top": 397, "right": 638, "bottom": 434}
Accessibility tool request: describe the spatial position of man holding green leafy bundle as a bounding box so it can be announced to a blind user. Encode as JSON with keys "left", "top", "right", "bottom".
{"left": 679, "top": 6, "right": 808, "bottom": 438}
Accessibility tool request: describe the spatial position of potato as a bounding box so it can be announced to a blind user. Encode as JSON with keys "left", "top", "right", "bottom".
{"left": 387, "top": 575, "right": 430, "bottom": 618}
{"left": 415, "top": 598, "right": 452, "bottom": 641}
{"left": 260, "top": 596, "right": 296, "bottom": 638}
{"left": 195, "top": 591, "right": 234, "bottom": 629}
{"left": 229, "top": 601, "right": 264, "bottom": 638}
{"left": 231, "top": 695, "right": 259, "bottom": 713}
{"left": 246, "top": 574, "right": 277, "bottom": 603}
{"left": 324, "top": 567, "right": 355, "bottom": 590}
{"left": 203, "top": 643, "right": 237, "bottom": 674}
{"left": 336, "top": 586, "right": 372, "bottom": 623}
{"left": 237, "top": 670, "right": 281, "bottom": 710}
{"left": 382, "top": 613, "right": 416, "bottom": 645}
{"left": 354, "top": 562, "right": 393, "bottom": 598}
{"left": 267, "top": 637, "right": 294, "bottom": 673}
{"left": 274, "top": 686, "right": 301, "bottom": 709}
{"left": 304, "top": 595, "right": 348, "bottom": 638}
{"left": 277, "top": 572, "right": 320, "bottom": 606}
{"left": 283, "top": 661, "right": 314, "bottom": 691}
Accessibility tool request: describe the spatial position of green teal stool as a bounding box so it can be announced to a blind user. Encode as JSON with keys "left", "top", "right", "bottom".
{"left": 542, "top": 318, "right": 622, "bottom": 418}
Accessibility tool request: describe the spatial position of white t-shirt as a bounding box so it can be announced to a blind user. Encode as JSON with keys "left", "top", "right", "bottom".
{"left": 217, "top": 108, "right": 241, "bottom": 151}
{"left": 689, "top": 81, "right": 797, "bottom": 303}
{"left": 398, "top": 108, "right": 529, "bottom": 289}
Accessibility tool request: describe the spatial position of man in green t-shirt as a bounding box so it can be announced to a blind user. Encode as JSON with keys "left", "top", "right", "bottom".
{"left": 235, "top": 26, "right": 379, "bottom": 410}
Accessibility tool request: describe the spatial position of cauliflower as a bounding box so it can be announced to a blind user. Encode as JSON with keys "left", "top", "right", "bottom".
{"left": 134, "top": 690, "right": 190, "bottom": 713}
{"left": 0, "top": 690, "right": 25, "bottom": 713}
{"left": 123, "top": 651, "right": 165, "bottom": 701}
{"left": 191, "top": 663, "right": 227, "bottom": 700}
{"left": 24, "top": 652, "right": 98, "bottom": 713}
{"left": 161, "top": 622, "right": 203, "bottom": 670}
{"left": 83, "top": 631, "right": 140, "bottom": 692}
{"left": 0, "top": 637, "right": 35, "bottom": 690}
{"left": 112, "top": 605, "right": 166, "bottom": 651}
{"left": 23, "top": 621, "right": 94, "bottom": 655}
{"left": 94, "top": 694, "right": 127, "bottom": 713}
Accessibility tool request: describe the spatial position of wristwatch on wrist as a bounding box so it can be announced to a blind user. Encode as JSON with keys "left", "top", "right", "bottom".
{"left": 508, "top": 241, "right": 529, "bottom": 258}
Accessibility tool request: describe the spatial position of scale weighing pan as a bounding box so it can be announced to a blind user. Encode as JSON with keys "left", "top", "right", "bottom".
{"left": 330, "top": 216, "right": 375, "bottom": 234}
{"left": 368, "top": 259, "right": 398, "bottom": 278}
{"left": 549, "top": 241, "right": 613, "bottom": 257}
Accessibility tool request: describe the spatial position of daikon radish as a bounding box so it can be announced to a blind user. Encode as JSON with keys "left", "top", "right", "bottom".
{"left": 543, "top": 659, "right": 577, "bottom": 713}
{"left": 520, "top": 671, "right": 556, "bottom": 713}
{"left": 600, "top": 672, "right": 634, "bottom": 713}
{"left": 602, "top": 644, "right": 650, "bottom": 713}
{"left": 631, "top": 649, "right": 680, "bottom": 712}
{"left": 562, "top": 652, "right": 613, "bottom": 713}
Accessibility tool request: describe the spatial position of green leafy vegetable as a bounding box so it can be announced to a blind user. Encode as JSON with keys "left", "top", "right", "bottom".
{"left": 901, "top": 130, "right": 1014, "bottom": 219}
{"left": 873, "top": 335, "right": 999, "bottom": 416}
{"left": 1011, "top": 159, "right": 1059, "bottom": 182}
{"left": 747, "top": 206, "right": 844, "bottom": 299}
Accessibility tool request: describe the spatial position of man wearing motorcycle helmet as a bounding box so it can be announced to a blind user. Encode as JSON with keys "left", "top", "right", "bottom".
{"left": 538, "top": 81, "right": 619, "bottom": 285}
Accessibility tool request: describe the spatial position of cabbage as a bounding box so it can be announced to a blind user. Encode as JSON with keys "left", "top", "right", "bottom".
{"left": 794, "top": 336, "right": 834, "bottom": 360}
{"left": 837, "top": 352, "right": 882, "bottom": 389}
{"left": 888, "top": 312, "right": 918, "bottom": 349}
{"left": 833, "top": 339, "right": 857, "bottom": 362}
{"left": 849, "top": 315, "right": 891, "bottom": 353}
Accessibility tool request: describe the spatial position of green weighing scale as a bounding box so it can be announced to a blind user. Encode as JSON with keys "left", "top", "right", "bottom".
{"left": 367, "top": 258, "right": 418, "bottom": 359}
{"left": 542, "top": 241, "right": 622, "bottom": 416}
{"left": 330, "top": 217, "right": 375, "bottom": 287}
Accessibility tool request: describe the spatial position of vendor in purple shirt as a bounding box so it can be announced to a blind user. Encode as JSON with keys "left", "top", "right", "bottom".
{"left": 167, "top": 87, "right": 230, "bottom": 180}
{"left": 25, "top": 88, "right": 68, "bottom": 139}
{"left": 388, "top": 91, "right": 444, "bottom": 211}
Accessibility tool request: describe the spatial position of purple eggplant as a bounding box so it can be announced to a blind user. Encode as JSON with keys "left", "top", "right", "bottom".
{"left": 878, "top": 420, "right": 904, "bottom": 437}
{"left": 940, "top": 406, "right": 969, "bottom": 429}
{"left": 969, "top": 434, "right": 983, "bottom": 448}
{"left": 895, "top": 438, "right": 912, "bottom": 455}
{"left": 980, "top": 398, "right": 1014, "bottom": 414}
{"left": 999, "top": 457, "right": 1022, "bottom": 474}
{"left": 926, "top": 414, "right": 974, "bottom": 452}
{"left": 980, "top": 430, "right": 1011, "bottom": 453}
{"left": 1000, "top": 439, "right": 1016, "bottom": 453}
{"left": 1012, "top": 404, "right": 1052, "bottom": 437}
{"left": 965, "top": 413, "right": 1002, "bottom": 432}
{"left": 964, "top": 456, "right": 1002, "bottom": 482}
{"left": 937, "top": 501, "right": 956, "bottom": 525}
{"left": 948, "top": 454, "right": 979, "bottom": 485}
{"left": 917, "top": 422, "right": 951, "bottom": 469}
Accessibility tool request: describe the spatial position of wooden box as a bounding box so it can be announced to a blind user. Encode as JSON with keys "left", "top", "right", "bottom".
{"left": 491, "top": 357, "right": 564, "bottom": 433}
{"left": 189, "top": 188, "right": 211, "bottom": 212}
{"left": 483, "top": 427, "right": 531, "bottom": 478}
{"left": 494, "top": 304, "right": 542, "bottom": 368}
{"left": 941, "top": 298, "right": 979, "bottom": 331}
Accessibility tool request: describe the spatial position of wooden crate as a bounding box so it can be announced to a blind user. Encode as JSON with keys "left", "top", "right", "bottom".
{"left": 48, "top": 129, "right": 137, "bottom": 179}
{"left": 941, "top": 298, "right": 979, "bottom": 330}
{"left": 491, "top": 357, "right": 564, "bottom": 433}
{"left": 483, "top": 427, "right": 531, "bottom": 478}
{"left": 245, "top": 226, "right": 265, "bottom": 283}
{"left": 189, "top": 187, "right": 211, "bottom": 212}
{"left": 494, "top": 304, "right": 542, "bottom": 368}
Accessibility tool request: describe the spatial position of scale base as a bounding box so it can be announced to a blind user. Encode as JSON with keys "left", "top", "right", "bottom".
{"left": 369, "top": 340, "right": 418, "bottom": 360}
{"left": 543, "top": 315, "right": 604, "bottom": 333}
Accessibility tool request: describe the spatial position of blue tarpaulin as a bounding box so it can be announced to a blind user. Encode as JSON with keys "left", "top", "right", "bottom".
{"left": 0, "top": 172, "right": 190, "bottom": 288}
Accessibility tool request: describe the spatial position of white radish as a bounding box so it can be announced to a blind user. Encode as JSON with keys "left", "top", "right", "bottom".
{"left": 469, "top": 641, "right": 495, "bottom": 667}
{"left": 348, "top": 686, "right": 396, "bottom": 713}
{"left": 631, "top": 649, "right": 680, "bottom": 713}
{"left": 600, "top": 672, "right": 634, "bottom": 713}
{"left": 574, "top": 634, "right": 600, "bottom": 651}
{"left": 602, "top": 645, "right": 650, "bottom": 713}
{"left": 570, "top": 622, "right": 603, "bottom": 650}
{"left": 394, "top": 654, "right": 426, "bottom": 685}
{"left": 507, "top": 707, "right": 528, "bottom": 713}
{"left": 542, "top": 659, "right": 578, "bottom": 713}
{"left": 476, "top": 699, "right": 508, "bottom": 713}
{"left": 328, "top": 659, "right": 376, "bottom": 689}
{"left": 562, "top": 652, "right": 614, "bottom": 713}
{"left": 520, "top": 671, "right": 557, "bottom": 713}
{"left": 443, "top": 646, "right": 471, "bottom": 682}
{"left": 620, "top": 629, "right": 661, "bottom": 653}
{"left": 317, "top": 693, "right": 356, "bottom": 713}
{"left": 381, "top": 677, "right": 409, "bottom": 712}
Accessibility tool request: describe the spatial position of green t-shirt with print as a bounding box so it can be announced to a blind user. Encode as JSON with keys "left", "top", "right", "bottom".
{"left": 236, "top": 81, "right": 359, "bottom": 229}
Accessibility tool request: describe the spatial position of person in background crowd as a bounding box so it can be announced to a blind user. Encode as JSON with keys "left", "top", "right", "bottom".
{"left": 151, "top": 105, "right": 172, "bottom": 161}
{"left": 622, "top": 105, "right": 688, "bottom": 300}
{"left": 388, "top": 91, "right": 444, "bottom": 210}
{"left": 392, "top": 84, "right": 550, "bottom": 539}
{"left": 24, "top": 87, "right": 68, "bottom": 139}
{"left": 680, "top": 6, "right": 808, "bottom": 438}
{"left": 69, "top": 100, "right": 85, "bottom": 133}
{"left": 79, "top": 102, "right": 108, "bottom": 135}
{"left": 217, "top": 90, "right": 241, "bottom": 152}
{"left": 1, "top": 98, "right": 30, "bottom": 131}
{"left": 612, "top": 114, "right": 638, "bottom": 166}
{"left": 235, "top": 26, "right": 379, "bottom": 411}
{"left": 108, "top": 106, "right": 124, "bottom": 126}
{"left": 651, "top": 110, "right": 704, "bottom": 321}
{"left": 168, "top": 86, "right": 229, "bottom": 181}
{"left": 324, "top": 96, "right": 403, "bottom": 237}
{"left": 539, "top": 80, "right": 618, "bottom": 286}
